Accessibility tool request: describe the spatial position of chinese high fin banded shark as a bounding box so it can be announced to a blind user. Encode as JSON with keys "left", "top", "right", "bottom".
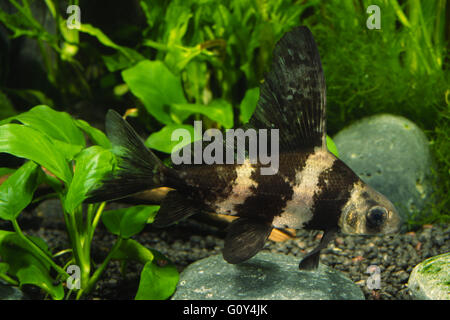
{"left": 87, "top": 26, "right": 401, "bottom": 270}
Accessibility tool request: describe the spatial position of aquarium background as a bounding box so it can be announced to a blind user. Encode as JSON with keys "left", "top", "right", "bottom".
{"left": 0, "top": 0, "right": 448, "bottom": 302}
{"left": 0, "top": 1, "right": 448, "bottom": 227}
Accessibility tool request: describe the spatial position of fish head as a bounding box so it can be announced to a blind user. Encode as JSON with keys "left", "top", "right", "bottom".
{"left": 339, "top": 181, "right": 402, "bottom": 235}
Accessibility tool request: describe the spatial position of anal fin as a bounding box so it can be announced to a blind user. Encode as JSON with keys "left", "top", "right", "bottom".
{"left": 152, "top": 191, "right": 198, "bottom": 228}
{"left": 223, "top": 218, "right": 273, "bottom": 264}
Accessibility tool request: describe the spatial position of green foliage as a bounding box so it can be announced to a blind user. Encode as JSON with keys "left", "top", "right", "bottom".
{"left": 0, "top": 105, "right": 178, "bottom": 300}
{"left": 1, "top": 105, "right": 86, "bottom": 161}
{"left": 102, "top": 205, "right": 159, "bottom": 239}
{"left": 0, "top": 161, "right": 41, "bottom": 221}
{"left": 0, "top": 123, "right": 73, "bottom": 184}
{"left": 121, "top": 60, "right": 189, "bottom": 125}
{"left": 87, "top": 0, "right": 315, "bottom": 152}
{"left": 146, "top": 124, "right": 199, "bottom": 154}
{"left": 63, "top": 146, "right": 114, "bottom": 214}
{"left": 111, "top": 239, "right": 178, "bottom": 300}
{"left": 135, "top": 250, "right": 179, "bottom": 300}
{"left": 0, "top": 230, "right": 64, "bottom": 300}
{"left": 326, "top": 136, "right": 339, "bottom": 158}
{"left": 0, "top": 0, "right": 91, "bottom": 105}
{"left": 307, "top": 0, "right": 448, "bottom": 133}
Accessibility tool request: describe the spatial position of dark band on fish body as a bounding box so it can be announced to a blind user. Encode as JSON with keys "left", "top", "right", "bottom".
{"left": 306, "top": 159, "right": 360, "bottom": 230}
{"left": 232, "top": 152, "right": 310, "bottom": 222}
{"left": 233, "top": 165, "right": 291, "bottom": 223}
{"left": 175, "top": 164, "right": 238, "bottom": 205}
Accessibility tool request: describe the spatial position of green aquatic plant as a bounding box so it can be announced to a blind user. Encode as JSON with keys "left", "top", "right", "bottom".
{"left": 306, "top": 0, "right": 447, "bottom": 132}
{"left": 0, "top": 0, "right": 92, "bottom": 108}
{"left": 75, "top": 0, "right": 318, "bottom": 152}
{"left": 0, "top": 105, "right": 178, "bottom": 300}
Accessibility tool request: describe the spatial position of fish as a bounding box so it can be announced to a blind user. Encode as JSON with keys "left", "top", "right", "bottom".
{"left": 87, "top": 26, "right": 402, "bottom": 270}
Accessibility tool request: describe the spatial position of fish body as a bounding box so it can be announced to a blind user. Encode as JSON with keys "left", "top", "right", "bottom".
{"left": 89, "top": 26, "right": 401, "bottom": 270}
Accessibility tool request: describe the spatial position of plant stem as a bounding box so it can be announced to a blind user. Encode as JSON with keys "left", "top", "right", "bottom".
{"left": 88, "top": 202, "right": 106, "bottom": 243}
{"left": 76, "top": 237, "right": 123, "bottom": 299}
{"left": 0, "top": 272, "right": 19, "bottom": 286}
{"left": 390, "top": 0, "right": 411, "bottom": 28}
{"left": 11, "top": 219, "right": 68, "bottom": 280}
{"left": 53, "top": 248, "right": 72, "bottom": 258}
{"left": 68, "top": 210, "right": 91, "bottom": 288}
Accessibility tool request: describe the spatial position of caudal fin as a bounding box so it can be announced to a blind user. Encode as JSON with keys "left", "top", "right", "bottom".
{"left": 87, "top": 110, "right": 169, "bottom": 203}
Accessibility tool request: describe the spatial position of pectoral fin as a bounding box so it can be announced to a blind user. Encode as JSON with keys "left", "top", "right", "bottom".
{"left": 299, "top": 228, "right": 337, "bottom": 270}
{"left": 223, "top": 218, "right": 273, "bottom": 264}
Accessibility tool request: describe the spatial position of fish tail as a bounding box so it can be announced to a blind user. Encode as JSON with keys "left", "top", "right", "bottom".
{"left": 86, "top": 110, "right": 174, "bottom": 203}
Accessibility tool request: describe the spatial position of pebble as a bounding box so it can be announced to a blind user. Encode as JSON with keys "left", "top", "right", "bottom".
{"left": 408, "top": 252, "right": 450, "bottom": 300}
{"left": 172, "top": 252, "right": 365, "bottom": 300}
{"left": 333, "top": 114, "right": 435, "bottom": 223}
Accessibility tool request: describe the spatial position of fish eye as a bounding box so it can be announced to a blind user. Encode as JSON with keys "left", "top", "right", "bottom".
{"left": 366, "top": 206, "right": 388, "bottom": 228}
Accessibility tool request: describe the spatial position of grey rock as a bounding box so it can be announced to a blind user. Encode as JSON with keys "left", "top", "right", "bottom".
{"left": 333, "top": 114, "right": 434, "bottom": 222}
{"left": 408, "top": 252, "right": 450, "bottom": 300}
{"left": 0, "top": 282, "right": 26, "bottom": 300}
{"left": 171, "top": 252, "right": 365, "bottom": 300}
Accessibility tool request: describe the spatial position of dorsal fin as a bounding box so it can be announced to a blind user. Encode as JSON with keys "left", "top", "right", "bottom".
{"left": 249, "top": 26, "right": 326, "bottom": 152}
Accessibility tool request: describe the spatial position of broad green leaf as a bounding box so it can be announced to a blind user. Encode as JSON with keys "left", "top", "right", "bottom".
{"left": 0, "top": 161, "right": 42, "bottom": 221}
{"left": 16, "top": 264, "right": 64, "bottom": 300}
{"left": 0, "top": 124, "right": 72, "bottom": 184}
{"left": 63, "top": 146, "right": 115, "bottom": 214}
{"left": 0, "top": 168, "right": 16, "bottom": 177}
{"left": 9, "top": 105, "right": 84, "bottom": 144}
{"left": 326, "top": 135, "right": 339, "bottom": 158}
{"left": 239, "top": 88, "right": 260, "bottom": 124}
{"left": 135, "top": 250, "right": 179, "bottom": 300}
{"left": 102, "top": 205, "right": 159, "bottom": 238}
{"left": 146, "top": 205, "right": 160, "bottom": 224}
{"left": 122, "top": 60, "right": 187, "bottom": 125}
{"left": 146, "top": 124, "right": 198, "bottom": 154}
{"left": 112, "top": 239, "right": 154, "bottom": 264}
{"left": 0, "top": 231, "right": 64, "bottom": 300}
{"left": 1, "top": 105, "right": 85, "bottom": 160}
{"left": 171, "top": 99, "right": 234, "bottom": 128}
{"left": 74, "top": 119, "right": 112, "bottom": 149}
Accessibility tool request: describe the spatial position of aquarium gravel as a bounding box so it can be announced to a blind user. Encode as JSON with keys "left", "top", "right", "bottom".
{"left": 10, "top": 207, "right": 449, "bottom": 300}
